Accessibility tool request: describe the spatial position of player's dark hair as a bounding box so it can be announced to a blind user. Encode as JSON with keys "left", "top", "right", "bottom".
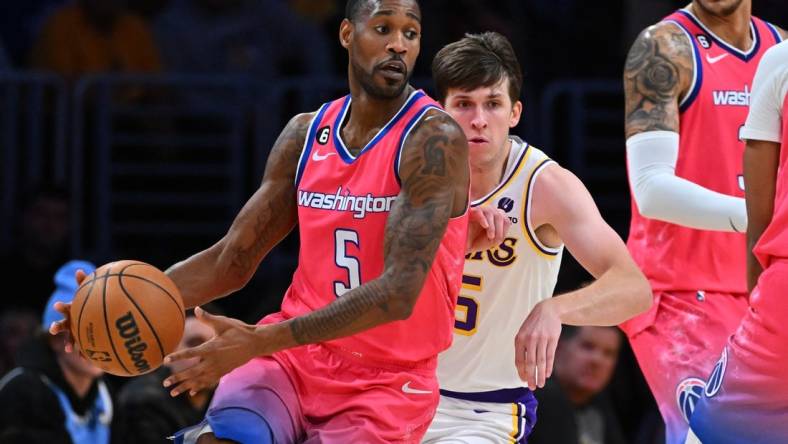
{"left": 432, "top": 32, "right": 523, "bottom": 104}
{"left": 559, "top": 325, "right": 622, "bottom": 342}
{"left": 345, "top": 0, "right": 420, "bottom": 22}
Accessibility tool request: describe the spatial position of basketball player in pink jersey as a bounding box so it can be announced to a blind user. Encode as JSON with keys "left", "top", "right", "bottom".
{"left": 50, "top": 0, "right": 486, "bottom": 442}
{"left": 685, "top": 40, "right": 788, "bottom": 444}
{"left": 621, "top": 1, "right": 785, "bottom": 442}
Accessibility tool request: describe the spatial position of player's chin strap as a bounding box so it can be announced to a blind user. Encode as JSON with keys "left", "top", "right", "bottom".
{"left": 627, "top": 130, "right": 747, "bottom": 232}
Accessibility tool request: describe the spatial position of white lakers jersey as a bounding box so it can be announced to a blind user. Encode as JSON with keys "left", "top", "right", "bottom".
{"left": 437, "top": 137, "right": 564, "bottom": 392}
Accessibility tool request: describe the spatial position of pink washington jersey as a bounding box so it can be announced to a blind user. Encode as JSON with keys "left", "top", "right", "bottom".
{"left": 282, "top": 89, "right": 469, "bottom": 365}
{"left": 753, "top": 98, "right": 788, "bottom": 269}
{"left": 627, "top": 10, "right": 782, "bottom": 294}
{"left": 687, "top": 41, "right": 788, "bottom": 444}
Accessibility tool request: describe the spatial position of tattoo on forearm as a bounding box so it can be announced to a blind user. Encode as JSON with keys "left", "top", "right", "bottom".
{"left": 624, "top": 25, "right": 692, "bottom": 137}
{"left": 291, "top": 280, "right": 389, "bottom": 344}
{"left": 289, "top": 112, "right": 466, "bottom": 345}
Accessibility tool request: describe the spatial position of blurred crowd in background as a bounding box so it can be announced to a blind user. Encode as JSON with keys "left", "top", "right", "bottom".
{"left": 0, "top": 1, "right": 785, "bottom": 443}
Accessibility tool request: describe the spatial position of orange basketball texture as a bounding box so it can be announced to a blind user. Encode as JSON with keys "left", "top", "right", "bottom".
{"left": 70, "top": 260, "right": 185, "bottom": 376}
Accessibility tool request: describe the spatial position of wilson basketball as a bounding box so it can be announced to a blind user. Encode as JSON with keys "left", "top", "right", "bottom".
{"left": 70, "top": 260, "right": 185, "bottom": 377}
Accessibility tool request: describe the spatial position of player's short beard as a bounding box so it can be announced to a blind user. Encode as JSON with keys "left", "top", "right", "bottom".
{"left": 351, "top": 59, "right": 409, "bottom": 100}
{"left": 694, "top": 0, "right": 746, "bottom": 18}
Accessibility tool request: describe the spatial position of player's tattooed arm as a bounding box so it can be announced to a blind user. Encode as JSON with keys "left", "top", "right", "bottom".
{"left": 166, "top": 113, "right": 313, "bottom": 308}
{"left": 624, "top": 22, "right": 694, "bottom": 138}
{"left": 284, "top": 110, "right": 470, "bottom": 346}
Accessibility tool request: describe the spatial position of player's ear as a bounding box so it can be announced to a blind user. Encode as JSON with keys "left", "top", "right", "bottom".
{"left": 510, "top": 100, "right": 523, "bottom": 128}
{"left": 340, "top": 18, "right": 353, "bottom": 49}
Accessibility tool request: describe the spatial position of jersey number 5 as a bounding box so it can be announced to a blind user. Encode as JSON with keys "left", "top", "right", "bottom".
{"left": 334, "top": 229, "right": 361, "bottom": 297}
{"left": 455, "top": 274, "right": 481, "bottom": 335}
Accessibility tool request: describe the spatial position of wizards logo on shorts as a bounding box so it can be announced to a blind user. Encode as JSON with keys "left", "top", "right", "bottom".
{"left": 704, "top": 348, "right": 727, "bottom": 398}
{"left": 676, "top": 377, "right": 706, "bottom": 423}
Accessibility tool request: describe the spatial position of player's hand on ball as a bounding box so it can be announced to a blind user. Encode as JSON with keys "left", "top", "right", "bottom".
{"left": 515, "top": 299, "right": 562, "bottom": 390}
{"left": 48, "top": 268, "right": 89, "bottom": 353}
{"left": 163, "top": 307, "right": 262, "bottom": 397}
{"left": 467, "top": 206, "right": 511, "bottom": 253}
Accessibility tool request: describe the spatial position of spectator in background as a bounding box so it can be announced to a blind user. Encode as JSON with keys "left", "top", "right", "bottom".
{"left": 0, "top": 260, "right": 114, "bottom": 444}
{"left": 153, "top": 0, "right": 332, "bottom": 78}
{"left": 529, "top": 326, "right": 627, "bottom": 444}
{"left": 30, "top": 0, "right": 161, "bottom": 79}
{"left": 0, "top": 310, "right": 38, "bottom": 377}
{"left": 0, "top": 184, "right": 70, "bottom": 315}
{"left": 115, "top": 308, "right": 216, "bottom": 443}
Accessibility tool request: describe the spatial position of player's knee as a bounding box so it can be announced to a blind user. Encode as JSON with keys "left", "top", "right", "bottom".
{"left": 196, "top": 433, "right": 237, "bottom": 444}
{"left": 205, "top": 407, "right": 275, "bottom": 444}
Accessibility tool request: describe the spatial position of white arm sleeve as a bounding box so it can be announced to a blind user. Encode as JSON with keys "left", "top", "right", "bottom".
{"left": 626, "top": 131, "right": 747, "bottom": 232}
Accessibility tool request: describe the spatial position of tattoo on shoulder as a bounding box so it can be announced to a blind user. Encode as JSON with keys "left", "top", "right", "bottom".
{"left": 624, "top": 24, "right": 693, "bottom": 138}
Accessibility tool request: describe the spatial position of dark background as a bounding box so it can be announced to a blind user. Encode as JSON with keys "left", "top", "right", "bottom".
{"left": 0, "top": 1, "right": 785, "bottom": 442}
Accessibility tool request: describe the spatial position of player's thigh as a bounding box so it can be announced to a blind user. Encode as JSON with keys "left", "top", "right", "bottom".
{"left": 423, "top": 398, "right": 523, "bottom": 444}
{"left": 176, "top": 355, "right": 302, "bottom": 444}
{"left": 628, "top": 292, "right": 746, "bottom": 402}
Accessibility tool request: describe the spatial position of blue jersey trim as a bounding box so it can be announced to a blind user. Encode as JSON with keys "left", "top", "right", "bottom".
{"left": 440, "top": 387, "right": 533, "bottom": 403}
{"left": 294, "top": 102, "right": 330, "bottom": 188}
{"left": 765, "top": 22, "right": 782, "bottom": 43}
{"left": 333, "top": 90, "right": 425, "bottom": 164}
{"left": 678, "top": 10, "right": 760, "bottom": 62}
{"left": 393, "top": 105, "right": 441, "bottom": 185}
{"left": 667, "top": 20, "right": 704, "bottom": 113}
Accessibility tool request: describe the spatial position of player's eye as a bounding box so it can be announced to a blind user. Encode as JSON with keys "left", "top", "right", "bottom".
{"left": 487, "top": 101, "right": 500, "bottom": 109}
{"left": 404, "top": 30, "right": 418, "bottom": 40}
{"left": 375, "top": 25, "right": 388, "bottom": 34}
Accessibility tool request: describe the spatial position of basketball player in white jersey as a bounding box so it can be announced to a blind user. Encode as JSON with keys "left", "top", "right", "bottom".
{"left": 423, "top": 32, "right": 652, "bottom": 443}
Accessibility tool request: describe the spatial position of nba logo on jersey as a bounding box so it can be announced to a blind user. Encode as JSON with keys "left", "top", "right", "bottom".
{"left": 676, "top": 377, "right": 706, "bottom": 423}
{"left": 704, "top": 349, "right": 727, "bottom": 398}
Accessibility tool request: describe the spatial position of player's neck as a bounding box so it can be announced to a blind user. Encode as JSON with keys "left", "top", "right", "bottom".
{"left": 343, "top": 86, "right": 415, "bottom": 147}
{"left": 689, "top": 3, "right": 753, "bottom": 51}
{"left": 470, "top": 139, "right": 512, "bottom": 201}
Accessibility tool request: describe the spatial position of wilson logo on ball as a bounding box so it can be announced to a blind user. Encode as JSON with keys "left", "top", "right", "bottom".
{"left": 116, "top": 312, "right": 151, "bottom": 373}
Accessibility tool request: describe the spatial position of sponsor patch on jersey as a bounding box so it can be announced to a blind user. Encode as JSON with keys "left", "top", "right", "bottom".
{"left": 705, "top": 348, "right": 727, "bottom": 398}
{"left": 676, "top": 377, "right": 706, "bottom": 423}
{"left": 497, "top": 197, "right": 515, "bottom": 213}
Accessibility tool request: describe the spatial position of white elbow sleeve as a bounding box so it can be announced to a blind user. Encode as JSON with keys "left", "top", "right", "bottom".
{"left": 626, "top": 131, "right": 747, "bottom": 232}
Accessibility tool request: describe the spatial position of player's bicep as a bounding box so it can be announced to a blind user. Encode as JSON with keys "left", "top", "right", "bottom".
{"left": 382, "top": 112, "right": 468, "bottom": 295}
{"left": 536, "top": 166, "right": 629, "bottom": 278}
{"left": 624, "top": 24, "right": 693, "bottom": 138}
{"left": 218, "top": 113, "right": 312, "bottom": 276}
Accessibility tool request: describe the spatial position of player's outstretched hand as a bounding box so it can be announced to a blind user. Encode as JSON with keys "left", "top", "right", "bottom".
{"left": 163, "top": 307, "right": 263, "bottom": 397}
{"left": 48, "top": 269, "right": 89, "bottom": 353}
{"left": 467, "top": 205, "right": 511, "bottom": 253}
{"left": 515, "top": 299, "right": 562, "bottom": 391}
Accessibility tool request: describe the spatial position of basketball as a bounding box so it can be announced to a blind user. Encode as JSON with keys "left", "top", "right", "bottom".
{"left": 70, "top": 260, "right": 185, "bottom": 377}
